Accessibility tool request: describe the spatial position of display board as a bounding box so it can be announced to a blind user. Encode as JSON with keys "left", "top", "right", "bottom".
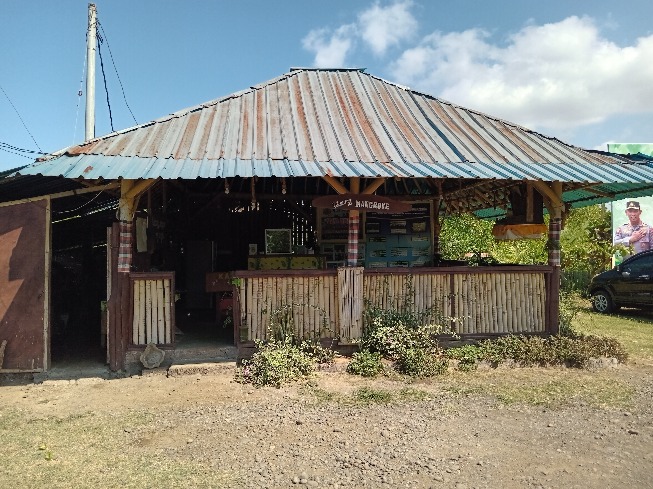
{"left": 365, "top": 203, "right": 432, "bottom": 267}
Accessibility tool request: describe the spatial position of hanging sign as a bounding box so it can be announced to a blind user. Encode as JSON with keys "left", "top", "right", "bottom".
{"left": 312, "top": 194, "right": 412, "bottom": 214}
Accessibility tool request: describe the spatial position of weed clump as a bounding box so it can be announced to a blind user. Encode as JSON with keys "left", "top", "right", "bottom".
{"left": 235, "top": 338, "right": 315, "bottom": 388}
{"left": 445, "top": 333, "right": 628, "bottom": 371}
{"left": 346, "top": 350, "right": 385, "bottom": 377}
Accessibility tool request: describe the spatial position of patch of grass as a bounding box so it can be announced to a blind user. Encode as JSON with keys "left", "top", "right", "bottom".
{"left": 396, "top": 387, "right": 432, "bottom": 402}
{"left": 439, "top": 369, "right": 634, "bottom": 409}
{"left": 0, "top": 408, "right": 240, "bottom": 488}
{"left": 494, "top": 377, "right": 634, "bottom": 409}
{"left": 573, "top": 306, "right": 653, "bottom": 362}
{"left": 352, "top": 387, "right": 393, "bottom": 405}
{"left": 301, "top": 383, "right": 338, "bottom": 403}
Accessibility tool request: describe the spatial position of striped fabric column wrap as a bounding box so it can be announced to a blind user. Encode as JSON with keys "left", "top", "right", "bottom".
{"left": 548, "top": 218, "right": 561, "bottom": 266}
{"left": 118, "top": 221, "right": 133, "bottom": 273}
{"left": 347, "top": 211, "right": 360, "bottom": 267}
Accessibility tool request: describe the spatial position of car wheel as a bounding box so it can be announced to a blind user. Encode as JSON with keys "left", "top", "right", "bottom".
{"left": 592, "top": 290, "right": 614, "bottom": 314}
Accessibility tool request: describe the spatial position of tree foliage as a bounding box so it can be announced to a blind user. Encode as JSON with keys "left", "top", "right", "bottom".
{"left": 439, "top": 205, "right": 616, "bottom": 274}
{"left": 559, "top": 205, "right": 614, "bottom": 275}
{"left": 439, "top": 213, "right": 547, "bottom": 265}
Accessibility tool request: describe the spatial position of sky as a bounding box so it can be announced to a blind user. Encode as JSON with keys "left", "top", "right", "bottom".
{"left": 1, "top": 0, "right": 653, "bottom": 172}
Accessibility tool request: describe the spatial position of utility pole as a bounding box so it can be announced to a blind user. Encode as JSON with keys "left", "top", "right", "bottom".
{"left": 85, "top": 3, "right": 97, "bottom": 141}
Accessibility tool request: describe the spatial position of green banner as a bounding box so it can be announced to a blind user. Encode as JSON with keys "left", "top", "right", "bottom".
{"left": 607, "top": 143, "right": 653, "bottom": 157}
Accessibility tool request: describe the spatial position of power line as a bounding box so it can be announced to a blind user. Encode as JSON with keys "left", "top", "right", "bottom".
{"left": 0, "top": 83, "right": 43, "bottom": 152}
{"left": 97, "top": 21, "right": 138, "bottom": 125}
{"left": 0, "top": 141, "right": 46, "bottom": 154}
{"left": 0, "top": 146, "right": 34, "bottom": 159}
{"left": 97, "top": 32, "right": 115, "bottom": 132}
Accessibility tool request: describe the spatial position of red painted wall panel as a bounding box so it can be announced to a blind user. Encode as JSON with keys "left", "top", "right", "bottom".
{"left": 0, "top": 199, "right": 48, "bottom": 371}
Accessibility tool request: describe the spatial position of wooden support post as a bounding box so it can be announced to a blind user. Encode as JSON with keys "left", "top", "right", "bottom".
{"left": 107, "top": 223, "right": 123, "bottom": 371}
{"left": 107, "top": 179, "right": 157, "bottom": 370}
{"left": 545, "top": 181, "right": 563, "bottom": 335}
{"left": 361, "top": 178, "right": 385, "bottom": 195}
{"left": 322, "top": 175, "right": 349, "bottom": 195}
{"left": 348, "top": 178, "right": 360, "bottom": 267}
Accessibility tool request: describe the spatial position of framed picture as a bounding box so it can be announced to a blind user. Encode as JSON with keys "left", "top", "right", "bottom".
{"left": 248, "top": 243, "right": 258, "bottom": 255}
{"left": 265, "top": 229, "right": 292, "bottom": 254}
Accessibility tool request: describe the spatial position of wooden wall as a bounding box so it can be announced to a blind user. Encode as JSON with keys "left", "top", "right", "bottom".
{"left": 0, "top": 198, "right": 50, "bottom": 372}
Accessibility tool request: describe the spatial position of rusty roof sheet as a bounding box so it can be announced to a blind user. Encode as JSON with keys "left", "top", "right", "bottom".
{"left": 19, "top": 68, "right": 653, "bottom": 183}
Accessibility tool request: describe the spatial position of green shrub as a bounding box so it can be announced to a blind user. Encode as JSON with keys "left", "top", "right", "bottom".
{"left": 236, "top": 338, "right": 314, "bottom": 388}
{"left": 471, "top": 334, "right": 628, "bottom": 369}
{"left": 558, "top": 291, "right": 582, "bottom": 337}
{"left": 394, "top": 348, "right": 449, "bottom": 377}
{"left": 361, "top": 321, "right": 442, "bottom": 360}
{"left": 446, "top": 344, "right": 481, "bottom": 371}
{"left": 300, "top": 339, "right": 336, "bottom": 365}
{"left": 347, "top": 350, "right": 384, "bottom": 377}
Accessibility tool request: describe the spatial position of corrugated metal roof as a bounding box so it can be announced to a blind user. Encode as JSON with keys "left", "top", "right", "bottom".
{"left": 18, "top": 68, "right": 653, "bottom": 184}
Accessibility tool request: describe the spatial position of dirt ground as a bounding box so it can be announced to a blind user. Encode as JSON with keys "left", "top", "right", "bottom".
{"left": 1, "top": 356, "right": 652, "bottom": 488}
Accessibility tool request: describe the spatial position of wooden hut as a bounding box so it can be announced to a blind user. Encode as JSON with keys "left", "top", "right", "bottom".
{"left": 3, "top": 68, "right": 653, "bottom": 372}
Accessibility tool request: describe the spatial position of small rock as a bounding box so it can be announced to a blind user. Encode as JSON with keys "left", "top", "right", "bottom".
{"left": 628, "top": 429, "right": 639, "bottom": 435}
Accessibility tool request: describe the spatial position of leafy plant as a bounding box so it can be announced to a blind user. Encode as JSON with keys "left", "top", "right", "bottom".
{"left": 235, "top": 337, "right": 314, "bottom": 388}
{"left": 346, "top": 350, "right": 384, "bottom": 377}
{"left": 263, "top": 300, "right": 330, "bottom": 344}
{"left": 558, "top": 291, "right": 582, "bottom": 336}
{"left": 446, "top": 344, "right": 480, "bottom": 371}
{"left": 358, "top": 276, "right": 459, "bottom": 377}
{"left": 300, "top": 338, "right": 337, "bottom": 365}
{"left": 560, "top": 205, "right": 614, "bottom": 276}
{"left": 394, "top": 347, "right": 448, "bottom": 376}
{"left": 471, "top": 334, "right": 628, "bottom": 368}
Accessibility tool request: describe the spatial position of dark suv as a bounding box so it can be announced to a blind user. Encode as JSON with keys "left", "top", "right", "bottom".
{"left": 588, "top": 250, "right": 653, "bottom": 313}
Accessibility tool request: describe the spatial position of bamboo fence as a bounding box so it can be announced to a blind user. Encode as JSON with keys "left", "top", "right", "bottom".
{"left": 234, "top": 267, "right": 549, "bottom": 342}
{"left": 237, "top": 273, "right": 338, "bottom": 342}
{"left": 130, "top": 273, "right": 175, "bottom": 345}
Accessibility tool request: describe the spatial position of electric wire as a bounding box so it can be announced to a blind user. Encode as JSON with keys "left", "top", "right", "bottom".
{"left": 0, "top": 146, "right": 34, "bottom": 159}
{"left": 97, "top": 21, "right": 138, "bottom": 125}
{"left": 53, "top": 188, "right": 106, "bottom": 215}
{"left": 0, "top": 141, "right": 46, "bottom": 154}
{"left": 97, "top": 32, "right": 115, "bottom": 132}
{"left": 0, "top": 83, "right": 43, "bottom": 152}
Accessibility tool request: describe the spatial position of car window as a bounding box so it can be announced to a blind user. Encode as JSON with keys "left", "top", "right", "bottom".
{"left": 624, "top": 255, "right": 653, "bottom": 275}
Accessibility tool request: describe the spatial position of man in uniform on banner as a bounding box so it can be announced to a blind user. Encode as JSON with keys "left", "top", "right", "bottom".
{"left": 614, "top": 201, "right": 651, "bottom": 253}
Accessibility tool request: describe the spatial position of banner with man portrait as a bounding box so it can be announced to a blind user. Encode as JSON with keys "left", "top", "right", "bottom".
{"left": 607, "top": 144, "right": 653, "bottom": 263}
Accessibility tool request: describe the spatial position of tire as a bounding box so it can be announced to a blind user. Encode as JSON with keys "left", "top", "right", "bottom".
{"left": 592, "top": 290, "right": 614, "bottom": 314}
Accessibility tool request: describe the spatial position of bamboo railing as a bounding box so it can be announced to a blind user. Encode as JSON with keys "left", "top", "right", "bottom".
{"left": 234, "top": 271, "right": 338, "bottom": 342}
{"left": 232, "top": 266, "right": 552, "bottom": 343}
{"left": 129, "top": 272, "right": 175, "bottom": 346}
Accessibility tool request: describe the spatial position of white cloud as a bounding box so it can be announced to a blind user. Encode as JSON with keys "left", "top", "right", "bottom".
{"left": 302, "top": 1, "right": 417, "bottom": 67}
{"left": 389, "top": 16, "right": 653, "bottom": 132}
{"left": 358, "top": 1, "right": 417, "bottom": 56}
{"left": 302, "top": 25, "right": 356, "bottom": 68}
